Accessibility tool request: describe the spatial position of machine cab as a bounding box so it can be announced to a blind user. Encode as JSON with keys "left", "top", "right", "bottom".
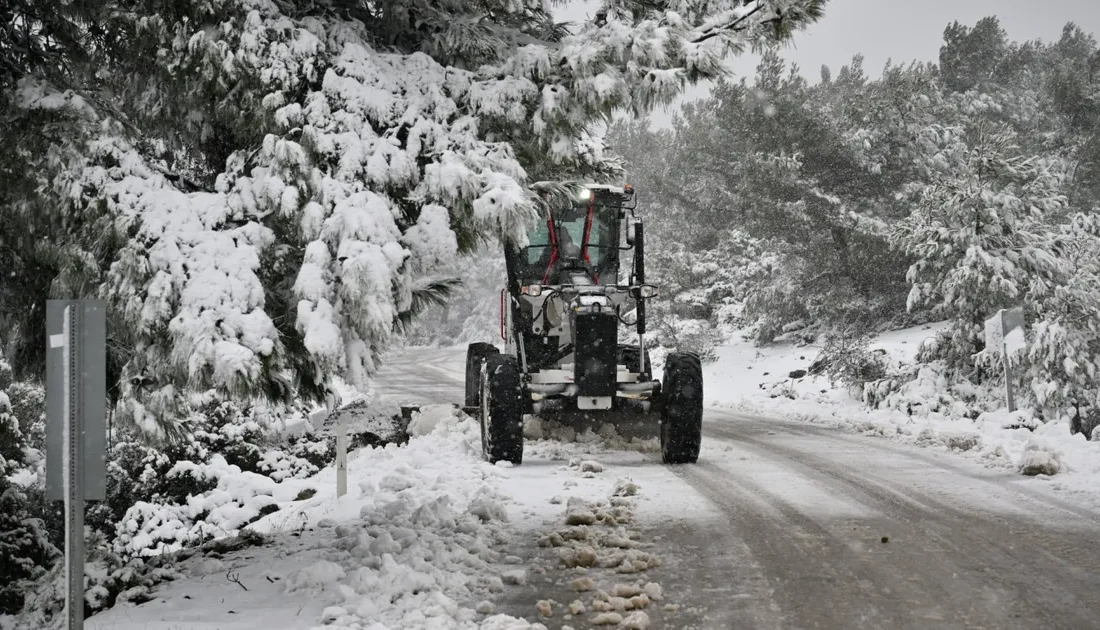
{"left": 507, "top": 185, "right": 626, "bottom": 291}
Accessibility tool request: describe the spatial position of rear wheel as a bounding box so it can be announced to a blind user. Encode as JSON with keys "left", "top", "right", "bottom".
{"left": 481, "top": 354, "right": 524, "bottom": 464}
{"left": 465, "top": 342, "right": 499, "bottom": 408}
{"left": 660, "top": 352, "right": 703, "bottom": 465}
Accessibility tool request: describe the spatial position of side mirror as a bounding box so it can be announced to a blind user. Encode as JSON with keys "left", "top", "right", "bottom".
{"left": 625, "top": 222, "right": 636, "bottom": 246}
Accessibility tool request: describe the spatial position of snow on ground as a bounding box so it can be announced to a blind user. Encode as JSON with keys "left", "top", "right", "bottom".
{"left": 88, "top": 406, "right": 548, "bottom": 630}
{"left": 85, "top": 403, "right": 716, "bottom": 630}
{"left": 706, "top": 322, "right": 1100, "bottom": 506}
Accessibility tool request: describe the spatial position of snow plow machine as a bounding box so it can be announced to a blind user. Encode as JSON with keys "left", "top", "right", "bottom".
{"left": 464, "top": 183, "right": 703, "bottom": 466}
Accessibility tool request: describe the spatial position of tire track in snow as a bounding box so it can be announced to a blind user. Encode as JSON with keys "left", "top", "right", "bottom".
{"left": 674, "top": 458, "right": 990, "bottom": 629}
{"left": 709, "top": 407, "right": 1100, "bottom": 520}
{"left": 701, "top": 417, "right": 1100, "bottom": 629}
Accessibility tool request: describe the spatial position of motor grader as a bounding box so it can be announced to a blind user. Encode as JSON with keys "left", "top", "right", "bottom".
{"left": 465, "top": 183, "right": 703, "bottom": 465}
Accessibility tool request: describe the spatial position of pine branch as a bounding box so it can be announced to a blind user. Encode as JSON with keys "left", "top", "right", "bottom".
{"left": 693, "top": 2, "right": 767, "bottom": 44}
{"left": 394, "top": 277, "right": 464, "bottom": 334}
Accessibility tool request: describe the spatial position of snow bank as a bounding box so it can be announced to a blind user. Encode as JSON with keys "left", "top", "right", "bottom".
{"left": 407, "top": 404, "right": 466, "bottom": 437}
{"left": 709, "top": 323, "right": 1100, "bottom": 503}
{"left": 90, "top": 413, "right": 553, "bottom": 630}
{"left": 248, "top": 416, "right": 556, "bottom": 629}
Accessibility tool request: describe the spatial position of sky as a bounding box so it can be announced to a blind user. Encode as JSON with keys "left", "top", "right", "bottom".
{"left": 556, "top": 0, "right": 1100, "bottom": 127}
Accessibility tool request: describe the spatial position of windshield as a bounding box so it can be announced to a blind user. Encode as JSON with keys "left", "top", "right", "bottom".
{"left": 518, "top": 199, "right": 619, "bottom": 285}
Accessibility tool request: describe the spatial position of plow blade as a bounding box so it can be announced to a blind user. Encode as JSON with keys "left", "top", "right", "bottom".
{"left": 528, "top": 401, "right": 660, "bottom": 441}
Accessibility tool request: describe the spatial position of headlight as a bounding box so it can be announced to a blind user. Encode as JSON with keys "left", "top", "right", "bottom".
{"left": 637, "top": 284, "right": 659, "bottom": 298}
{"left": 522, "top": 284, "right": 542, "bottom": 297}
{"left": 577, "top": 187, "right": 591, "bottom": 201}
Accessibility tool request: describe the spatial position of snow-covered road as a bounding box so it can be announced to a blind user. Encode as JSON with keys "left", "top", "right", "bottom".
{"left": 372, "top": 346, "right": 467, "bottom": 407}
{"left": 383, "top": 347, "right": 1100, "bottom": 629}
{"left": 684, "top": 411, "right": 1100, "bottom": 628}
{"left": 84, "top": 347, "right": 1100, "bottom": 630}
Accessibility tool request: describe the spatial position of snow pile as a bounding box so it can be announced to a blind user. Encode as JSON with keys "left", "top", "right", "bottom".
{"left": 85, "top": 413, "right": 554, "bottom": 630}
{"left": 407, "top": 404, "right": 467, "bottom": 437}
{"left": 244, "top": 414, "right": 551, "bottom": 630}
{"left": 525, "top": 467, "right": 679, "bottom": 627}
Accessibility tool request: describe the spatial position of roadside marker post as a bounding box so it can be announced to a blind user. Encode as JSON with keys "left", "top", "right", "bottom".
{"left": 336, "top": 414, "right": 348, "bottom": 498}
{"left": 984, "top": 307, "right": 1026, "bottom": 413}
{"left": 46, "top": 300, "right": 107, "bottom": 630}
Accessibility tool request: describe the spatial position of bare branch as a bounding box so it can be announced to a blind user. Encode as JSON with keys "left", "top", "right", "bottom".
{"left": 226, "top": 569, "right": 249, "bottom": 592}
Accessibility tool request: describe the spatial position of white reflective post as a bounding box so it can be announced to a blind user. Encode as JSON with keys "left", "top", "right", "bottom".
{"left": 60, "top": 305, "right": 84, "bottom": 630}
{"left": 335, "top": 413, "right": 347, "bottom": 498}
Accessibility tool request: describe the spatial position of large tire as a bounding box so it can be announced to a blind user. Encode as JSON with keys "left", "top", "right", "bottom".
{"left": 465, "top": 342, "right": 499, "bottom": 408}
{"left": 481, "top": 354, "right": 524, "bottom": 464}
{"left": 660, "top": 352, "right": 703, "bottom": 465}
{"left": 618, "top": 344, "right": 653, "bottom": 378}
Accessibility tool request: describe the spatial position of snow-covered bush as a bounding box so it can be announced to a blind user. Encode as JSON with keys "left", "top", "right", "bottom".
{"left": 13, "top": 528, "right": 185, "bottom": 625}
{"left": 87, "top": 396, "right": 324, "bottom": 561}
{"left": 0, "top": 358, "right": 59, "bottom": 616}
{"left": 810, "top": 334, "right": 890, "bottom": 393}
{"left": 863, "top": 360, "right": 992, "bottom": 419}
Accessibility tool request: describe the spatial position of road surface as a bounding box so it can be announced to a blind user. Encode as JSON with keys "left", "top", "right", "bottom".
{"left": 375, "top": 347, "right": 1100, "bottom": 629}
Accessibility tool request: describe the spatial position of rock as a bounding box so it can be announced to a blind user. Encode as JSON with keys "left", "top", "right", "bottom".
{"left": 536, "top": 600, "right": 553, "bottom": 617}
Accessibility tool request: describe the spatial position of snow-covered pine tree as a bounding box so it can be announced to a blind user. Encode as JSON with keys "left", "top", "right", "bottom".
{"left": 891, "top": 118, "right": 1070, "bottom": 373}
{"left": 2, "top": 0, "right": 827, "bottom": 436}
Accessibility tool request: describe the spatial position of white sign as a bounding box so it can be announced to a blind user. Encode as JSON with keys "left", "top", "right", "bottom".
{"left": 984, "top": 307, "right": 1025, "bottom": 356}
{"left": 1004, "top": 326, "right": 1026, "bottom": 358}
{"left": 984, "top": 306, "right": 1026, "bottom": 412}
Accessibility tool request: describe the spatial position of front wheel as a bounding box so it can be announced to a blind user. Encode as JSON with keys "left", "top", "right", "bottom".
{"left": 481, "top": 354, "right": 524, "bottom": 465}
{"left": 660, "top": 352, "right": 703, "bottom": 465}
